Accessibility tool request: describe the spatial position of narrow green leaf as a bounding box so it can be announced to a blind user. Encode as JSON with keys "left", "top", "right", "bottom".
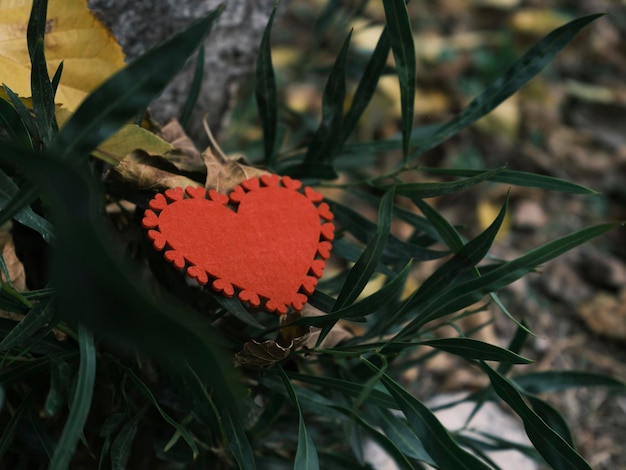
{"left": 292, "top": 262, "right": 409, "bottom": 329}
{"left": 2, "top": 84, "right": 40, "bottom": 144}
{"left": 330, "top": 406, "right": 415, "bottom": 470}
{"left": 332, "top": 238, "right": 397, "bottom": 277}
{"left": 110, "top": 419, "right": 138, "bottom": 470}
{"left": 53, "top": 6, "right": 225, "bottom": 160}
{"left": 412, "top": 198, "right": 464, "bottom": 252}
{"left": 0, "top": 298, "right": 54, "bottom": 351}
{"left": 118, "top": 362, "right": 200, "bottom": 458}
{"left": 497, "top": 322, "right": 530, "bottom": 375}
{"left": 50, "top": 324, "right": 96, "bottom": 470}
{"left": 26, "top": 0, "right": 48, "bottom": 60}
{"left": 211, "top": 292, "right": 265, "bottom": 329}
{"left": 382, "top": 0, "right": 415, "bottom": 160}
{"left": 362, "top": 358, "right": 491, "bottom": 469}
{"left": 370, "top": 406, "right": 436, "bottom": 465}
{"left": 396, "top": 222, "right": 621, "bottom": 336}
{"left": 298, "top": 30, "right": 353, "bottom": 175}
{"left": 0, "top": 169, "right": 54, "bottom": 243}
{"left": 343, "top": 27, "right": 391, "bottom": 140}
{"left": 222, "top": 406, "right": 257, "bottom": 470}
{"left": 31, "top": 37, "right": 57, "bottom": 146}
{"left": 51, "top": 61, "right": 64, "bottom": 98}
{"left": 335, "top": 185, "right": 396, "bottom": 310}
{"left": 482, "top": 363, "right": 592, "bottom": 470}
{"left": 513, "top": 371, "right": 626, "bottom": 394}
{"left": 285, "top": 371, "right": 398, "bottom": 410}
{"left": 180, "top": 45, "right": 205, "bottom": 131}
{"left": 407, "top": 14, "right": 604, "bottom": 160}
{"left": 0, "top": 98, "right": 33, "bottom": 148}
{"left": 419, "top": 337, "right": 533, "bottom": 364}
{"left": 0, "top": 388, "right": 39, "bottom": 459}
{"left": 379, "top": 195, "right": 508, "bottom": 333}
{"left": 332, "top": 201, "right": 448, "bottom": 262}
{"left": 256, "top": 3, "right": 279, "bottom": 167}
{"left": 525, "top": 394, "right": 574, "bottom": 446}
{"left": 279, "top": 367, "right": 320, "bottom": 470}
{"left": 0, "top": 352, "right": 77, "bottom": 386}
{"left": 421, "top": 167, "right": 598, "bottom": 194}
{"left": 393, "top": 168, "right": 503, "bottom": 198}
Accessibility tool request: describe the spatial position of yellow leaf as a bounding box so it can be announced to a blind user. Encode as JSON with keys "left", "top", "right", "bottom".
{"left": 0, "top": 0, "right": 125, "bottom": 111}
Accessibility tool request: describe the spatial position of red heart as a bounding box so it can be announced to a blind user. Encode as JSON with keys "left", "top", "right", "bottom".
{"left": 142, "top": 175, "right": 334, "bottom": 315}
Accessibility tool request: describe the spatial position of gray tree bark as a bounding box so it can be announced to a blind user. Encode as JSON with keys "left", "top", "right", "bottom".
{"left": 88, "top": 0, "right": 274, "bottom": 143}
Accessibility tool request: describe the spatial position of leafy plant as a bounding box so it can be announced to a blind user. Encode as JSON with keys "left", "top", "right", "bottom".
{"left": 0, "top": 1, "right": 623, "bottom": 469}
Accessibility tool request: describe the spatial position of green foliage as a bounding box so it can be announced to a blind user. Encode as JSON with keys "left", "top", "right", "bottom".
{"left": 0, "top": 1, "right": 623, "bottom": 469}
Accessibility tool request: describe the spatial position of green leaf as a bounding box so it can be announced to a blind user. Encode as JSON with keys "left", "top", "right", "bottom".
{"left": 256, "top": 2, "right": 279, "bottom": 167}
{"left": 362, "top": 358, "right": 491, "bottom": 469}
{"left": 298, "top": 30, "right": 352, "bottom": 176}
{"left": 0, "top": 298, "right": 54, "bottom": 351}
{"left": 498, "top": 322, "right": 530, "bottom": 375}
{"left": 0, "top": 98, "right": 33, "bottom": 148}
{"left": 180, "top": 45, "right": 205, "bottom": 131}
{"left": 30, "top": 37, "right": 57, "bottom": 147}
{"left": 110, "top": 419, "right": 138, "bottom": 470}
{"left": 330, "top": 406, "right": 415, "bottom": 470}
{"left": 0, "top": 388, "right": 39, "bottom": 460}
{"left": 0, "top": 169, "right": 54, "bottom": 243}
{"left": 525, "top": 394, "right": 574, "bottom": 446}
{"left": 407, "top": 14, "right": 603, "bottom": 160}
{"left": 222, "top": 406, "right": 257, "bottom": 470}
{"left": 292, "top": 261, "right": 409, "bottom": 329}
{"left": 382, "top": 0, "right": 415, "bottom": 160}
{"left": 285, "top": 371, "right": 398, "bottom": 410}
{"left": 513, "top": 371, "right": 626, "bottom": 394}
{"left": 50, "top": 324, "right": 97, "bottom": 470}
{"left": 392, "top": 168, "right": 503, "bottom": 198}
{"left": 482, "top": 363, "right": 592, "bottom": 470}
{"left": 279, "top": 367, "right": 320, "bottom": 470}
{"left": 2, "top": 84, "right": 39, "bottom": 144}
{"left": 331, "top": 238, "right": 397, "bottom": 277}
{"left": 396, "top": 222, "right": 621, "bottom": 336}
{"left": 332, "top": 201, "right": 448, "bottom": 262}
{"left": 335, "top": 185, "right": 395, "bottom": 310}
{"left": 117, "top": 361, "right": 200, "bottom": 458}
{"left": 380, "top": 195, "right": 508, "bottom": 333}
{"left": 53, "top": 6, "right": 224, "bottom": 160}
{"left": 421, "top": 167, "right": 598, "bottom": 194}
{"left": 419, "top": 337, "right": 533, "bottom": 364}
{"left": 26, "top": 0, "right": 48, "bottom": 61}
{"left": 412, "top": 198, "right": 464, "bottom": 252}
{"left": 370, "top": 406, "right": 436, "bottom": 465}
{"left": 343, "top": 27, "right": 391, "bottom": 140}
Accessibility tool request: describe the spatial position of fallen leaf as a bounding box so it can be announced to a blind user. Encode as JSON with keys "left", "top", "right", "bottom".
{"left": 0, "top": 229, "right": 27, "bottom": 292}
{"left": 106, "top": 149, "right": 202, "bottom": 190}
{"left": 0, "top": 0, "right": 125, "bottom": 111}
{"left": 203, "top": 147, "right": 271, "bottom": 194}
{"left": 159, "top": 119, "right": 205, "bottom": 172}
{"left": 235, "top": 339, "right": 293, "bottom": 367}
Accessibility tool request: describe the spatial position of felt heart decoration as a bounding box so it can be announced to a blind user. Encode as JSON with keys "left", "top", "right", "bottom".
{"left": 142, "top": 174, "right": 334, "bottom": 315}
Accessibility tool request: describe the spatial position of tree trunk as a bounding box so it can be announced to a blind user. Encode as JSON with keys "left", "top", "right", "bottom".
{"left": 88, "top": 0, "right": 274, "bottom": 144}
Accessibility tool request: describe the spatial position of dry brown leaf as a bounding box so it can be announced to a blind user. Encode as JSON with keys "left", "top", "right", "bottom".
{"left": 0, "top": 230, "right": 27, "bottom": 292}
{"left": 0, "top": 0, "right": 125, "bottom": 111}
{"left": 159, "top": 119, "right": 206, "bottom": 172}
{"left": 203, "top": 147, "right": 271, "bottom": 194}
{"left": 106, "top": 149, "right": 202, "bottom": 190}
